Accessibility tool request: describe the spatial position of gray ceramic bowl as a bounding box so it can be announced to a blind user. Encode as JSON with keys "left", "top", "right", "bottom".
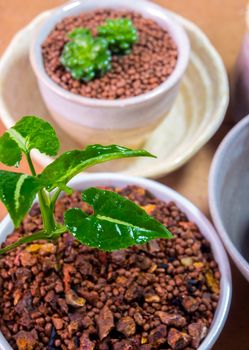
{"left": 209, "top": 115, "right": 249, "bottom": 281}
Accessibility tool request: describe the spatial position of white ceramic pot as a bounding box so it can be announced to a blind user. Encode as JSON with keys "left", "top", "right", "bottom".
{"left": 0, "top": 174, "right": 231, "bottom": 350}
{"left": 30, "top": 0, "right": 190, "bottom": 149}
{"left": 209, "top": 115, "right": 249, "bottom": 282}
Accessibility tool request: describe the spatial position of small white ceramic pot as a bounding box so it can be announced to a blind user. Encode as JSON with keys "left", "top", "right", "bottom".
{"left": 209, "top": 115, "right": 249, "bottom": 282}
{"left": 0, "top": 174, "right": 231, "bottom": 350}
{"left": 30, "top": 0, "right": 190, "bottom": 149}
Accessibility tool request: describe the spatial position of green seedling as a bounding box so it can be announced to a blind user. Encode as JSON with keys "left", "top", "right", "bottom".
{"left": 0, "top": 116, "right": 172, "bottom": 255}
{"left": 60, "top": 28, "right": 112, "bottom": 81}
{"left": 98, "top": 18, "right": 138, "bottom": 55}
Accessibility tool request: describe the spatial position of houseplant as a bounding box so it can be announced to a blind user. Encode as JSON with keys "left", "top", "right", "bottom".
{"left": 0, "top": 116, "right": 170, "bottom": 254}
{"left": 0, "top": 117, "right": 231, "bottom": 349}
{"left": 30, "top": 0, "right": 190, "bottom": 148}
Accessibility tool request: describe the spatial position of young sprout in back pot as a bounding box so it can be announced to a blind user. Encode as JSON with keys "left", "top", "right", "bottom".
{"left": 60, "top": 18, "right": 138, "bottom": 82}
{"left": 0, "top": 116, "right": 226, "bottom": 349}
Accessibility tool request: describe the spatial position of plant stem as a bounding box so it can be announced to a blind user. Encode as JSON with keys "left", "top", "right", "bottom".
{"left": 50, "top": 188, "right": 61, "bottom": 211}
{"left": 0, "top": 226, "right": 68, "bottom": 255}
{"left": 38, "top": 189, "right": 57, "bottom": 233}
{"left": 26, "top": 152, "right": 36, "bottom": 176}
{"left": 0, "top": 230, "right": 47, "bottom": 255}
{"left": 26, "top": 151, "right": 57, "bottom": 233}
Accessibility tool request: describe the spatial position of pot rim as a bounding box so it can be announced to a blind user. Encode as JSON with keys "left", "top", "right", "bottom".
{"left": 29, "top": 0, "right": 190, "bottom": 108}
{"left": 0, "top": 173, "right": 231, "bottom": 350}
{"left": 209, "top": 114, "right": 249, "bottom": 281}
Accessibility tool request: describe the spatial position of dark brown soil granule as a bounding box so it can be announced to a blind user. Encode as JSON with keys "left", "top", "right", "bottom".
{"left": 0, "top": 186, "right": 220, "bottom": 350}
{"left": 42, "top": 9, "right": 178, "bottom": 99}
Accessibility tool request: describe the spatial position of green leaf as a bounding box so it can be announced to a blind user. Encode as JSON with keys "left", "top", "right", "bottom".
{"left": 9, "top": 116, "right": 60, "bottom": 155}
{"left": 65, "top": 188, "right": 172, "bottom": 251}
{"left": 0, "top": 133, "right": 22, "bottom": 167}
{"left": 0, "top": 170, "right": 42, "bottom": 227}
{"left": 39, "top": 144, "right": 155, "bottom": 191}
{"left": 0, "top": 116, "right": 60, "bottom": 167}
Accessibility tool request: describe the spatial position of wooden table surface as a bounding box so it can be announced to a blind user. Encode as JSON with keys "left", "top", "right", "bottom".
{"left": 0, "top": 1, "right": 249, "bottom": 348}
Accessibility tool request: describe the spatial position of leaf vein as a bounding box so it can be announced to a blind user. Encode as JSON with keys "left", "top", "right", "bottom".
{"left": 14, "top": 174, "right": 29, "bottom": 211}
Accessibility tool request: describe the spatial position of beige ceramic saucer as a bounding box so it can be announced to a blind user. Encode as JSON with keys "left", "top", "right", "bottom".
{"left": 0, "top": 10, "right": 229, "bottom": 178}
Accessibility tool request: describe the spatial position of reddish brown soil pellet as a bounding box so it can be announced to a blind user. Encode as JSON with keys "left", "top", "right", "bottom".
{"left": 42, "top": 9, "right": 178, "bottom": 100}
{"left": 0, "top": 186, "right": 220, "bottom": 349}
